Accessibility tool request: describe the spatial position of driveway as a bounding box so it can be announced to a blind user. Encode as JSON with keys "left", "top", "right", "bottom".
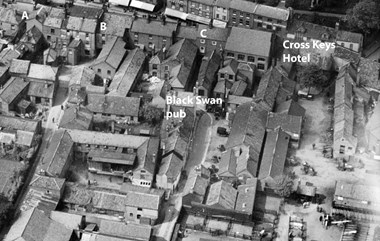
{"left": 184, "top": 111, "right": 213, "bottom": 173}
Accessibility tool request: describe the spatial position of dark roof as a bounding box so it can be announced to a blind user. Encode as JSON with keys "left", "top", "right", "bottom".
{"left": 225, "top": 28, "right": 272, "bottom": 57}
{"left": 109, "top": 48, "right": 146, "bottom": 96}
{"left": 30, "top": 174, "right": 65, "bottom": 192}
{"left": 226, "top": 102, "right": 268, "bottom": 162}
{"left": 27, "top": 81, "right": 55, "bottom": 99}
{"left": 0, "top": 115, "right": 39, "bottom": 133}
{"left": 59, "top": 106, "right": 93, "bottom": 130}
{"left": 123, "top": 184, "right": 164, "bottom": 210}
{"left": 197, "top": 51, "right": 221, "bottom": 91}
{"left": 88, "top": 150, "right": 136, "bottom": 165}
{"left": 288, "top": 20, "right": 336, "bottom": 41}
{"left": 258, "top": 128, "right": 290, "bottom": 180}
{"left": 131, "top": 19, "right": 177, "bottom": 37}
{"left": 275, "top": 99, "right": 305, "bottom": 117}
{"left": 135, "top": 138, "right": 160, "bottom": 175}
{"left": 164, "top": 133, "right": 187, "bottom": 158}
{"left": 206, "top": 180, "right": 237, "bottom": 209}
{"left": 336, "top": 30, "right": 363, "bottom": 44}
{"left": 218, "top": 149, "right": 237, "bottom": 177}
{"left": 176, "top": 26, "right": 197, "bottom": 40}
{"left": 157, "top": 153, "right": 183, "bottom": 182}
{"left": 68, "top": 5, "right": 103, "bottom": 19}
{"left": 333, "top": 45, "right": 360, "bottom": 65}
{"left": 183, "top": 168, "right": 209, "bottom": 199}
{"left": 266, "top": 113, "right": 303, "bottom": 136}
{"left": 20, "top": 26, "right": 43, "bottom": 45}
{"left": 0, "top": 77, "right": 29, "bottom": 104}
{"left": 255, "top": 68, "right": 281, "bottom": 111}
{"left": 86, "top": 94, "right": 140, "bottom": 117}
{"left": 91, "top": 37, "right": 127, "bottom": 70}
{"left": 230, "top": 80, "right": 247, "bottom": 96}
{"left": 39, "top": 130, "right": 73, "bottom": 177}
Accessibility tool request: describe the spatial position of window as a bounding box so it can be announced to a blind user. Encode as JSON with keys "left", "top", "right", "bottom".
{"left": 86, "top": 33, "right": 89, "bottom": 38}
{"left": 247, "top": 56, "right": 255, "bottom": 62}
{"left": 198, "top": 89, "right": 205, "bottom": 96}
{"left": 258, "top": 57, "right": 265, "bottom": 61}
{"left": 267, "top": 18, "right": 272, "bottom": 22}
{"left": 200, "top": 46, "right": 205, "bottom": 53}
{"left": 227, "top": 52, "right": 234, "bottom": 57}
{"left": 257, "top": 63, "right": 265, "bottom": 70}
{"left": 97, "top": 69, "right": 101, "bottom": 73}
{"left": 47, "top": 35, "right": 51, "bottom": 41}
{"left": 165, "top": 65, "right": 169, "bottom": 71}
{"left": 85, "top": 49, "right": 90, "bottom": 55}
{"left": 163, "top": 37, "right": 167, "bottom": 42}
{"left": 232, "top": 10, "right": 237, "bottom": 15}
{"left": 220, "top": 73, "right": 225, "bottom": 78}
{"left": 50, "top": 29, "right": 55, "bottom": 34}
{"left": 246, "top": 21, "right": 250, "bottom": 26}
{"left": 222, "top": 16, "right": 226, "bottom": 20}
{"left": 216, "top": 14, "right": 220, "bottom": 19}
{"left": 349, "top": 43, "right": 353, "bottom": 50}
{"left": 134, "top": 33, "right": 139, "bottom": 38}
{"left": 107, "top": 70, "right": 111, "bottom": 75}
{"left": 11, "top": 25, "right": 15, "bottom": 30}
{"left": 237, "top": 54, "right": 245, "bottom": 60}
{"left": 239, "top": 19, "right": 243, "bottom": 24}
{"left": 152, "top": 64, "right": 158, "bottom": 70}
{"left": 137, "top": 207, "right": 143, "bottom": 211}
{"left": 348, "top": 147, "right": 352, "bottom": 150}
{"left": 149, "top": 34, "right": 153, "bottom": 39}
{"left": 277, "top": 20, "right": 281, "bottom": 24}
{"left": 229, "top": 74, "right": 234, "bottom": 80}
{"left": 212, "top": 41, "right": 217, "bottom": 45}
{"left": 266, "top": 25, "right": 272, "bottom": 30}
{"left": 339, "top": 145, "right": 345, "bottom": 154}
{"left": 200, "top": 39, "right": 206, "bottom": 44}
{"left": 258, "top": 16, "right": 262, "bottom": 20}
{"left": 129, "top": 213, "right": 133, "bottom": 217}
{"left": 141, "top": 170, "right": 146, "bottom": 173}
{"left": 137, "top": 214, "right": 141, "bottom": 219}
{"left": 257, "top": 23, "right": 262, "bottom": 28}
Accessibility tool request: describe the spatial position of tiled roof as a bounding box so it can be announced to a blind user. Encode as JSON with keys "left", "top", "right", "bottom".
{"left": 124, "top": 187, "right": 163, "bottom": 210}
{"left": 10, "top": 59, "right": 30, "bottom": 75}
{"left": 86, "top": 94, "right": 140, "bottom": 117}
{"left": 30, "top": 174, "right": 65, "bottom": 191}
{"left": 206, "top": 180, "right": 237, "bottom": 210}
{"left": 229, "top": 0, "right": 257, "bottom": 12}
{"left": 43, "top": 220, "right": 74, "bottom": 241}
{"left": 176, "top": 26, "right": 197, "bottom": 40}
{"left": 198, "top": 51, "right": 222, "bottom": 91}
{"left": 164, "top": 133, "right": 188, "bottom": 158}
{"left": 225, "top": 28, "right": 272, "bottom": 57}
{"left": 266, "top": 113, "right": 303, "bottom": 136}
{"left": 230, "top": 80, "right": 247, "bottom": 96}
{"left": 50, "top": 211, "right": 83, "bottom": 230}
{"left": 66, "top": 16, "right": 97, "bottom": 33}
{"left": 131, "top": 19, "right": 177, "bottom": 37}
{"left": 0, "top": 7, "right": 19, "bottom": 25}
{"left": 218, "top": 149, "right": 237, "bottom": 177}
{"left": 27, "top": 64, "right": 58, "bottom": 82}
{"left": 197, "top": 25, "right": 230, "bottom": 41}
{"left": 157, "top": 153, "right": 183, "bottom": 183}
{"left": 109, "top": 48, "right": 146, "bottom": 96}
{"left": 255, "top": 67, "right": 281, "bottom": 111}
{"left": 91, "top": 37, "right": 127, "bottom": 70}
{"left": 20, "top": 26, "right": 43, "bottom": 45}
{"left": 258, "top": 128, "right": 290, "bottom": 180}
{"left": 38, "top": 130, "right": 73, "bottom": 177}
{"left": 336, "top": 30, "right": 363, "bottom": 44}
{"left": 183, "top": 168, "right": 209, "bottom": 197}
{"left": 275, "top": 99, "right": 305, "bottom": 117}
{"left": 288, "top": 20, "right": 336, "bottom": 41}
{"left": 27, "top": 81, "right": 55, "bottom": 99}
{"left": 333, "top": 45, "right": 360, "bottom": 65}
{"left": 99, "top": 220, "right": 152, "bottom": 240}
{"left": 102, "top": 13, "right": 133, "bottom": 36}
{"left": 0, "top": 115, "right": 39, "bottom": 133}
{"left": 59, "top": 106, "right": 93, "bottom": 130}
{"left": 235, "top": 178, "right": 257, "bottom": 213}
{"left": 68, "top": 5, "right": 103, "bottom": 19}
{"left": 0, "top": 77, "right": 29, "bottom": 104}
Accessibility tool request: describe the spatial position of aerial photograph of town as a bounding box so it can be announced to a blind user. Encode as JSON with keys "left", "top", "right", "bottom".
{"left": 0, "top": 0, "right": 379, "bottom": 240}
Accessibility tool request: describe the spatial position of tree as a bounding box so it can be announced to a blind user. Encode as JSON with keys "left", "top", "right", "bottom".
{"left": 0, "top": 195, "right": 13, "bottom": 229}
{"left": 297, "top": 64, "right": 329, "bottom": 90}
{"left": 346, "top": 0, "right": 380, "bottom": 34}
{"left": 138, "top": 104, "right": 163, "bottom": 125}
{"left": 272, "top": 175, "right": 294, "bottom": 198}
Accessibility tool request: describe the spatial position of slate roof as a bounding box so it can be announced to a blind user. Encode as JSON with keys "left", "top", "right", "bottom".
{"left": 336, "top": 30, "right": 363, "bottom": 44}
{"left": 123, "top": 184, "right": 163, "bottom": 210}
{"left": 164, "top": 133, "right": 187, "bottom": 158}
{"left": 275, "top": 99, "right": 305, "bottom": 117}
{"left": 229, "top": 0, "right": 257, "bottom": 12}
{"left": 99, "top": 220, "right": 152, "bottom": 240}
{"left": 86, "top": 94, "right": 140, "bottom": 117}
{"left": 91, "top": 37, "right": 126, "bottom": 70}
{"left": 102, "top": 13, "right": 133, "bottom": 36}
{"left": 197, "top": 51, "right": 221, "bottom": 91}
{"left": 258, "top": 128, "right": 290, "bottom": 180}
{"left": 176, "top": 26, "right": 197, "bottom": 40}
{"left": 227, "top": 95, "right": 252, "bottom": 106}
{"left": 335, "top": 69, "right": 353, "bottom": 109}
{"left": 28, "top": 81, "right": 55, "bottom": 99}
{"left": 0, "top": 7, "right": 20, "bottom": 25}
{"left": 218, "top": 149, "right": 237, "bottom": 178}
{"left": 109, "top": 48, "right": 146, "bottom": 96}
{"left": 68, "top": 66, "right": 95, "bottom": 88}
{"left": 333, "top": 45, "right": 360, "bottom": 65}
{"left": 266, "top": 113, "right": 303, "bottom": 138}
{"left": 183, "top": 168, "right": 209, "bottom": 198}
{"left": 27, "top": 64, "right": 58, "bottom": 82}
{"left": 68, "top": 5, "right": 103, "bottom": 19}
{"left": 206, "top": 180, "right": 237, "bottom": 210}
{"left": 157, "top": 153, "right": 183, "bottom": 183}
{"left": 59, "top": 106, "right": 93, "bottom": 130}
{"left": 197, "top": 25, "right": 230, "bottom": 41}
{"left": 288, "top": 20, "right": 336, "bottom": 41}
{"left": 225, "top": 27, "right": 272, "bottom": 57}
{"left": 39, "top": 129, "right": 73, "bottom": 177}
{"left": 131, "top": 19, "right": 177, "bottom": 37}
{"left": 235, "top": 178, "right": 257, "bottom": 214}
{"left": 43, "top": 221, "right": 73, "bottom": 241}
{"left": 9, "top": 59, "right": 30, "bottom": 75}
{"left": 135, "top": 138, "right": 160, "bottom": 175}
{"left": 0, "top": 77, "right": 29, "bottom": 104}
{"left": 230, "top": 80, "right": 247, "bottom": 96}
{"left": 226, "top": 102, "right": 268, "bottom": 163}
{"left": 0, "top": 115, "right": 39, "bottom": 133}
{"left": 66, "top": 16, "right": 97, "bottom": 33}
{"left": 50, "top": 211, "right": 83, "bottom": 230}
{"left": 254, "top": 4, "right": 290, "bottom": 21}
{"left": 255, "top": 67, "right": 281, "bottom": 111}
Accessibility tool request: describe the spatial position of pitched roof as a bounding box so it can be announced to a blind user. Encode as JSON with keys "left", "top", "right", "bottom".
{"left": 225, "top": 28, "right": 272, "bottom": 57}
{"left": 275, "top": 99, "right": 305, "bottom": 117}
{"left": 235, "top": 178, "right": 257, "bottom": 214}
{"left": 109, "top": 48, "right": 146, "bottom": 96}
{"left": 91, "top": 37, "right": 127, "bottom": 70}
{"left": 227, "top": 95, "right": 252, "bottom": 105}
{"left": 266, "top": 113, "right": 303, "bottom": 136}
{"left": 135, "top": 137, "right": 159, "bottom": 174}
{"left": 333, "top": 45, "right": 360, "bottom": 65}
{"left": 229, "top": 0, "right": 257, "bottom": 12}
{"left": 66, "top": 16, "right": 97, "bottom": 33}
{"left": 218, "top": 148, "right": 237, "bottom": 177}
{"left": 176, "top": 26, "right": 197, "bottom": 40}
{"left": 335, "top": 69, "right": 353, "bottom": 109}
{"left": 30, "top": 174, "right": 65, "bottom": 191}
{"left": 131, "top": 19, "right": 177, "bottom": 37}
{"left": 288, "top": 20, "right": 336, "bottom": 41}
{"left": 0, "top": 77, "right": 29, "bottom": 104}
{"left": 20, "top": 26, "right": 43, "bottom": 45}
{"left": 0, "top": 7, "right": 19, "bottom": 25}
{"left": 123, "top": 184, "right": 163, "bottom": 210}
{"left": 164, "top": 133, "right": 187, "bottom": 158}
{"left": 254, "top": 4, "right": 290, "bottom": 21}
{"left": 99, "top": 220, "right": 152, "bottom": 240}
{"left": 255, "top": 67, "right": 281, "bottom": 111}
{"left": 358, "top": 58, "right": 380, "bottom": 91}
{"left": 86, "top": 94, "right": 140, "bottom": 117}
{"left": 27, "top": 64, "right": 58, "bottom": 82}
{"left": 258, "top": 128, "right": 290, "bottom": 180}
{"left": 68, "top": 66, "right": 95, "bottom": 88}
{"left": 68, "top": 5, "right": 103, "bottom": 19}
{"left": 0, "top": 115, "right": 39, "bottom": 133}
{"left": 50, "top": 211, "right": 83, "bottom": 230}
{"left": 28, "top": 81, "right": 55, "bottom": 99}
{"left": 9, "top": 59, "right": 30, "bottom": 75}
{"left": 59, "top": 106, "right": 93, "bottom": 130}
{"left": 157, "top": 153, "right": 183, "bottom": 182}
{"left": 336, "top": 30, "right": 363, "bottom": 44}
{"left": 39, "top": 129, "right": 73, "bottom": 177}
{"left": 197, "top": 51, "right": 222, "bottom": 91}
{"left": 226, "top": 102, "right": 268, "bottom": 163}
{"left": 206, "top": 180, "right": 237, "bottom": 209}
{"left": 197, "top": 25, "right": 230, "bottom": 41}
{"left": 43, "top": 220, "right": 74, "bottom": 241}
{"left": 183, "top": 168, "right": 209, "bottom": 198}
{"left": 230, "top": 79, "right": 247, "bottom": 96}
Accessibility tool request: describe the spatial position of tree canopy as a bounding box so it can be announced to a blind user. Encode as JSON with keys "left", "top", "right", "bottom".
{"left": 346, "top": 0, "right": 380, "bottom": 34}
{"left": 138, "top": 104, "right": 163, "bottom": 125}
{"left": 297, "top": 64, "right": 329, "bottom": 90}
{"left": 272, "top": 175, "right": 294, "bottom": 198}
{"left": 0, "top": 195, "right": 13, "bottom": 229}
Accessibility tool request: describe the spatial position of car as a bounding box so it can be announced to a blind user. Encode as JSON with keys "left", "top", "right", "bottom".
{"left": 298, "top": 90, "right": 314, "bottom": 100}
{"left": 217, "top": 127, "right": 229, "bottom": 137}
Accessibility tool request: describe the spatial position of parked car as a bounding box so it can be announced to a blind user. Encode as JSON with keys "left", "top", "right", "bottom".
{"left": 298, "top": 90, "right": 314, "bottom": 100}
{"left": 217, "top": 127, "right": 229, "bottom": 137}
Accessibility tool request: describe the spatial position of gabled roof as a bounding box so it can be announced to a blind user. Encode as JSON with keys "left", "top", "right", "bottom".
{"left": 176, "top": 26, "right": 197, "bottom": 40}
{"left": 275, "top": 99, "right": 305, "bottom": 117}
{"left": 122, "top": 183, "right": 164, "bottom": 210}
{"left": 219, "top": 58, "right": 239, "bottom": 76}
{"left": 157, "top": 152, "right": 183, "bottom": 183}
{"left": 68, "top": 5, "right": 103, "bottom": 19}
{"left": 235, "top": 178, "right": 257, "bottom": 214}
{"left": 230, "top": 79, "right": 247, "bottom": 96}
{"left": 0, "top": 7, "right": 19, "bottom": 25}
{"left": 66, "top": 16, "right": 97, "bottom": 33}
{"left": 197, "top": 25, "right": 230, "bottom": 41}
{"left": 288, "top": 20, "right": 336, "bottom": 41}
{"left": 226, "top": 102, "right": 268, "bottom": 163}
{"left": 0, "top": 77, "right": 29, "bottom": 104}
{"left": 135, "top": 138, "right": 159, "bottom": 174}
{"left": 10, "top": 59, "right": 30, "bottom": 75}
{"left": 43, "top": 219, "right": 74, "bottom": 241}
{"left": 255, "top": 67, "right": 281, "bottom": 111}
{"left": 86, "top": 94, "right": 140, "bottom": 117}
{"left": 109, "top": 48, "right": 146, "bottom": 96}
{"left": 164, "top": 133, "right": 187, "bottom": 158}
{"left": 254, "top": 4, "right": 290, "bottom": 21}
{"left": 101, "top": 13, "right": 133, "bottom": 36}
{"left": 163, "top": 38, "right": 198, "bottom": 65}
{"left": 229, "top": 0, "right": 257, "bottom": 12}
{"left": 0, "top": 115, "right": 39, "bottom": 133}
{"left": 99, "top": 220, "right": 152, "bottom": 241}
{"left": 336, "top": 30, "right": 363, "bottom": 44}
{"left": 27, "top": 63, "right": 58, "bottom": 82}
{"left": 183, "top": 168, "right": 209, "bottom": 198}
{"left": 225, "top": 28, "right": 272, "bottom": 57}
{"left": 206, "top": 180, "right": 237, "bottom": 210}
{"left": 197, "top": 51, "right": 221, "bottom": 91}
{"left": 20, "top": 26, "right": 43, "bottom": 45}
{"left": 59, "top": 106, "right": 93, "bottom": 130}
{"left": 91, "top": 37, "right": 126, "bottom": 70}
{"left": 30, "top": 174, "right": 65, "bottom": 191}
{"left": 266, "top": 113, "right": 303, "bottom": 136}
{"left": 259, "top": 128, "right": 290, "bottom": 180}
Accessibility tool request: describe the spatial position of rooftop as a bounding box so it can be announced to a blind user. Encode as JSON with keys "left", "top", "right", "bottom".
{"left": 206, "top": 180, "right": 237, "bottom": 210}
{"left": 27, "top": 64, "right": 58, "bottom": 82}
{"left": 102, "top": 13, "right": 133, "bottom": 36}
{"left": 235, "top": 178, "right": 257, "bottom": 214}
{"left": 131, "top": 19, "right": 177, "bottom": 37}
{"left": 86, "top": 94, "right": 141, "bottom": 117}
{"left": 91, "top": 37, "right": 127, "bottom": 70}
{"left": 0, "top": 77, "right": 29, "bottom": 104}
{"left": 225, "top": 27, "right": 272, "bottom": 57}
{"left": 99, "top": 220, "right": 152, "bottom": 240}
